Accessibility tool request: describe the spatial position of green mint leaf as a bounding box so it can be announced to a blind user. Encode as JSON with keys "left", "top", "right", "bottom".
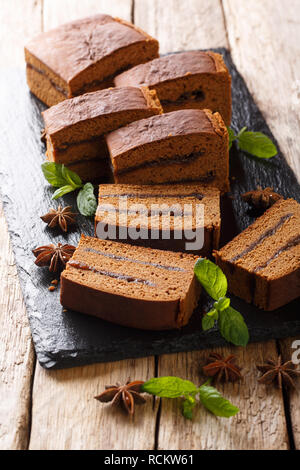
{"left": 237, "top": 130, "right": 277, "bottom": 159}
{"left": 237, "top": 126, "right": 247, "bottom": 139}
{"left": 227, "top": 127, "right": 236, "bottom": 150}
{"left": 202, "top": 313, "right": 216, "bottom": 331}
{"left": 199, "top": 384, "right": 239, "bottom": 418}
{"left": 141, "top": 377, "right": 197, "bottom": 398}
{"left": 182, "top": 396, "right": 197, "bottom": 420}
{"left": 194, "top": 258, "right": 227, "bottom": 301}
{"left": 52, "top": 185, "right": 75, "bottom": 200}
{"left": 218, "top": 306, "right": 249, "bottom": 347}
{"left": 41, "top": 162, "right": 67, "bottom": 187}
{"left": 61, "top": 164, "right": 82, "bottom": 188}
{"left": 77, "top": 183, "right": 97, "bottom": 216}
{"left": 214, "top": 296, "right": 230, "bottom": 312}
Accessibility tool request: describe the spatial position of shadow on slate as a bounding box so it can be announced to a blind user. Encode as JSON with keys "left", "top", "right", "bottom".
{"left": 0, "top": 49, "right": 299, "bottom": 370}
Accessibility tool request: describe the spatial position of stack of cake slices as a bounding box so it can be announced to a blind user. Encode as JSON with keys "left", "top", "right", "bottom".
{"left": 25, "top": 14, "right": 299, "bottom": 330}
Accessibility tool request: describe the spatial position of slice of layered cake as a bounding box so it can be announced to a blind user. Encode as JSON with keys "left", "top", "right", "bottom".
{"left": 114, "top": 51, "right": 232, "bottom": 125}
{"left": 25, "top": 14, "right": 159, "bottom": 107}
{"left": 107, "top": 109, "right": 229, "bottom": 193}
{"left": 60, "top": 235, "right": 201, "bottom": 330}
{"left": 214, "top": 198, "right": 300, "bottom": 311}
{"left": 95, "top": 183, "right": 221, "bottom": 255}
{"left": 42, "top": 86, "right": 162, "bottom": 181}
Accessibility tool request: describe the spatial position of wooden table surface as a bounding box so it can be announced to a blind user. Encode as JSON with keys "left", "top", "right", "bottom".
{"left": 1, "top": 0, "right": 300, "bottom": 451}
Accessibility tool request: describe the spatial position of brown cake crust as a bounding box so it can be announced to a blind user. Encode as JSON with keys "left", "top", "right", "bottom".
{"left": 95, "top": 183, "right": 221, "bottom": 255}
{"left": 114, "top": 51, "right": 232, "bottom": 125}
{"left": 60, "top": 235, "right": 201, "bottom": 330}
{"left": 43, "top": 86, "right": 162, "bottom": 181}
{"left": 25, "top": 14, "right": 159, "bottom": 106}
{"left": 214, "top": 198, "right": 300, "bottom": 311}
{"left": 107, "top": 109, "right": 229, "bottom": 192}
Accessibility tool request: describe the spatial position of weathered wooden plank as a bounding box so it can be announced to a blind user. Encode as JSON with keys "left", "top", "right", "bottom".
{"left": 134, "top": 0, "right": 228, "bottom": 54}
{"left": 279, "top": 337, "right": 300, "bottom": 449}
{"left": 223, "top": 0, "right": 300, "bottom": 179}
{"left": 0, "top": 0, "right": 42, "bottom": 67}
{"left": 223, "top": 0, "right": 300, "bottom": 447}
{"left": 28, "top": 0, "right": 157, "bottom": 451}
{"left": 43, "top": 0, "right": 132, "bottom": 30}
{"left": 29, "top": 358, "right": 158, "bottom": 450}
{"left": 0, "top": 202, "right": 35, "bottom": 450}
{"left": 157, "top": 343, "right": 289, "bottom": 450}
{"left": 0, "top": 0, "right": 41, "bottom": 450}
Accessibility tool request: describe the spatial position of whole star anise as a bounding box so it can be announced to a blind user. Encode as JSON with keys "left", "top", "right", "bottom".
{"left": 203, "top": 353, "right": 242, "bottom": 383}
{"left": 242, "top": 187, "right": 282, "bottom": 211}
{"left": 257, "top": 355, "right": 300, "bottom": 389}
{"left": 95, "top": 380, "right": 146, "bottom": 415}
{"left": 32, "top": 243, "right": 76, "bottom": 272}
{"left": 40, "top": 205, "right": 77, "bottom": 232}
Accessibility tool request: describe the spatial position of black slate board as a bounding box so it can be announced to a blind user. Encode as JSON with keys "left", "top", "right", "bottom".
{"left": 0, "top": 49, "right": 299, "bottom": 370}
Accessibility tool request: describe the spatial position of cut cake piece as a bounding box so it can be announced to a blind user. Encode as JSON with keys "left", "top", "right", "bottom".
{"left": 95, "top": 183, "right": 221, "bottom": 256}
{"left": 25, "top": 14, "right": 159, "bottom": 107}
{"left": 214, "top": 198, "right": 300, "bottom": 311}
{"left": 107, "top": 109, "right": 229, "bottom": 193}
{"left": 42, "top": 86, "right": 162, "bottom": 181}
{"left": 114, "top": 51, "right": 232, "bottom": 125}
{"left": 60, "top": 235, "right": 201, "bottom": 330}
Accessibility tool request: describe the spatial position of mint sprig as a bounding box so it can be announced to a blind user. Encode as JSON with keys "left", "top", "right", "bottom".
{"left": 194, "top": 258, "right": 249, "bottom": 347}
{"left": 41, "top": 162, "right": 97, "bottom": 217}
{"left": 141, "top": 376, "right": 239, "bottom": 420}
{"left": 228, "top": 126, "right": 277, "bottom": 159}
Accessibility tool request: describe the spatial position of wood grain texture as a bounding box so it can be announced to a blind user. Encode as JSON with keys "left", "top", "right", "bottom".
{"left": 0, "top": 0, "right": 42, "bottom": 67}
{"left": 43, "top": 0, "right": 133, "bottom": 31}
{"left": 28, "top": 0, "right": 157, "bottom": 451}
{"left": 157, "top": 343, "right": 289, "bottom": 450}
{"left": 279, "top": 337, "right": 300, "bottom": 449}
{"left": 136, "top": 0, "right": 294, "bottom": 451}
{"left": 0, "top": 202, "right": 35, "bottom": 450}
{"left": 223, "top": 0, "right": 300, "bottom": 179}
{"left": 134, "top": 0, "right": 228, "bottom": 53}
{"left": 29, "top": 358, "right": 157, "bottom": 450}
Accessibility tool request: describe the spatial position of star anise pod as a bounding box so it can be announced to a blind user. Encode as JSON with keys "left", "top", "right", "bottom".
{"left": 242, "top": 187, "right": 282, "bottom": 211}
{"left": 257, "top": 355, "right": 300, "bottom": 389}
{"left": 95, "top": 380, "right": 146, "bottom": 416}
{"left": 203, "top": 353, "right": 242, "bottom": 383}
{"left": 40, "top": 205, "right": 77, "bottom": 232}
{"left": 32, "top": 243, "right": 76, "bottom": 272}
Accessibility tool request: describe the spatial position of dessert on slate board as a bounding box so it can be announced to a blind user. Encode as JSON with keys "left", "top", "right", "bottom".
{"left": 114, "top": 51, "right": 232, "bottom": 125}
{"left": 107, "top": 109, "right": 229, "bottom": 193}
{"left": 25, "top": 14, "right": 159, "bottom": 107}
{"left": 95, "top": 183, "right": 221, "bottom": 256}
{"left": 214, "top": 198, "right": 300, "bottom": 311}
{"left": 42, "top": 86, "right": 162, "bottom": 181}
{"left": 60, "top": 235, "right": 201, "bottom": 330}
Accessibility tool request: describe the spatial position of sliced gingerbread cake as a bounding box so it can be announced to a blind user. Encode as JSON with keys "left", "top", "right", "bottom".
{"left": 42, "top": 86, "right": 162, "bottom": 181}
{"left": 107, "top": 109, "right": 229, "bottom": 193}
{"left": 60, "top": 235, "right": 201, "bottom": 330}
{"left": 95, "top": 183, "right": 220, "bottom": 255}
{"left": 25, "top": 14, "right": 159, "bottom": 107}
{"left": 114, "top": 51, "right": 232, "bottom": 125}
{"left": 214, "top": 198, "right": 300, "bottom": 311}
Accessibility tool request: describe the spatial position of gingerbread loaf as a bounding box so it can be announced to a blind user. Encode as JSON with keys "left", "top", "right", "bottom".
{"left": 107, "top": 109, "right": 229, "bottom": 192}
{"left": 25, "top": 14, "right": 159, "bottom": 107}
{"left": 95, "top": 183, "right": 221, "bottom": 255}
{"left": 42, "top": 86, "right": 162, "bottom": 181}
{"left": 214, "top": 198, "right": 300, "bottom": 311}
{"left": 60, "top": 235, "right": 201, "bottom": 330}
{"left": 114, "top": 51, "right": 232, "bottom": 125}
